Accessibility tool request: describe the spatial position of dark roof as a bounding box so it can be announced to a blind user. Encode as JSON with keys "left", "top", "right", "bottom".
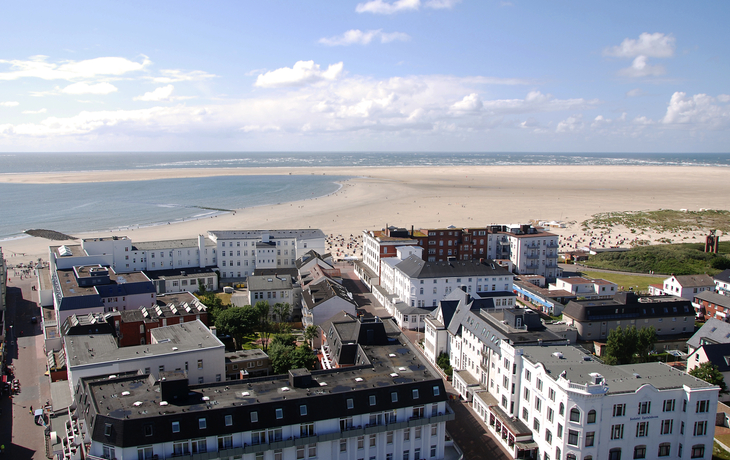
{"left": 697, "top": 343, "right": 730, "bottom": 372}
{"left": 143, "top": 266, "right": 217, "bottom": 280}
{"left": 714, "top": 269, "right": 730, "bottom": 284}
{"left": 302, "top": 278, "right": 356, "bottom": 310}
{"left": 688, "top": 318, "right": 730, "bottom": 349}
{"left": 395, "top": 255, "right": 511, "bottom": 279}
{"left": 562, "top": 293, "right": 694, "bottom": 322}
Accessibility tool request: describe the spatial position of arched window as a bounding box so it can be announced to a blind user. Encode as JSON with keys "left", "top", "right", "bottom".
{"left": 658, "top": 443, "right": 671, "bottom": 457}
{"left": 609, "top": 448, "right": 622, "bottom": 460}
{"left": 587, "top": 409, "right": 596, "bottom": 423}
{"left": 559, "top": 403, "right": 565, "bottom": 416}
{"left": 584, "top": 456, "right": 593, "bottom": 460}
{"left": 569, "top": 408, "right": 581, "bottom": 423}
{"left": 567, "top": 454, "right": 577, "bottom": 460}
{"left": 634, "top": 445, "right": 647, "bottom": 459}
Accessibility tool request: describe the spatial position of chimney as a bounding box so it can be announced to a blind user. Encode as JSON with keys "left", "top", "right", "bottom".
{"left": 411, "top": 225, "right": 414, "bottom": 238}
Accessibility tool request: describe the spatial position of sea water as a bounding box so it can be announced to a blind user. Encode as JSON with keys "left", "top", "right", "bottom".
{"left": 1, "top": 152, "right": 727, "bottom": 240}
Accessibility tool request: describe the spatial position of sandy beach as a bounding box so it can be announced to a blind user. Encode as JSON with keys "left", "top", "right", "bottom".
{"left": 2, "top": 165, "right": 729, "bottom": 267}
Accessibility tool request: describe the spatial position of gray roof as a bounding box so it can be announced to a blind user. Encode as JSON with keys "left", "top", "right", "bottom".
{"left": 302, "top": 278, "right": 356, "bottom": 310}
{"left": 688, "top": 318, "right": 730, "bottom": 349}
{"left": 522, "top": 345, "right": 716, "bottom": 394}
{"left": 247, "top": 274, "right": 293, "bottom": 291}
{"left": 395, "top": 255, "right": 511, "bottom": 279}
{"left": 225, "top": 349, "right": 269, "bottom": 362}
{"left": 695, "top": 290, "right": 730, "bottom": 308}
{"left": 562, "top": 293, "right": 693, "bottom": 322}
{"left": 209, "top": 229, "right": 325, "bottom": 240}
{"left": 672, "top": 274, "right": 716, "bottom": 288}
{"left": 394, "top": 302, "right": 436, "bottom": 316}
{"left": 65, "top": 320, "right": 223, "bottom": 367}
{"left": 133, "top": 237, "right": 215, "bottom": 250}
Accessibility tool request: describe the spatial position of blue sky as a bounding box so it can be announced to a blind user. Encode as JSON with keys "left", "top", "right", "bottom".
{"left": 1, "top": 1, "right": 728, "bottom": 152}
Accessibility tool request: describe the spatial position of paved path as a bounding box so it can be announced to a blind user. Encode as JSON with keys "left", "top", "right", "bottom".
{"left": 2, "top": 268, "right": 51, "bottom": 459}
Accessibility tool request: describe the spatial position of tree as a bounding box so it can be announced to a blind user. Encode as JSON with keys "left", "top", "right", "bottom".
{"left": 689, "top": 362, "right": 728, "bottom": 394}
{"left": 290, "top": 344, "right": 317, "bottom": 370}
{"left": 269, "top": 341, "right": 317, "bottom": 374}
{"left": 303, "top": 325, "right": 319, "bottom": 349}
{"left": 254, "top": 301, "right": 273, "bottom": 352}
{"left": 604, "top": 326, "right": 656, "bottom": 365}
{"left": 272, "top": 302, "right": 291, "bottom": 323}
{"left": 215, "top": 306, "right": 257, "bottom": 350}
{"left": 269, "top": 341, "right": 293, "bottom": 374}
{"left": 271, "top": 333, "right": 296, "bottom": 348}
{"left": 635, "top": 326, "right": 657, "bottom": 362}
{"left": 197, "top": 279, "right": 207, "bottom": 295}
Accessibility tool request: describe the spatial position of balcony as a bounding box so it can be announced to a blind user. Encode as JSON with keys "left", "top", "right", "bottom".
{"left": 525, "top": 253, "right": 540, "bottom": 259}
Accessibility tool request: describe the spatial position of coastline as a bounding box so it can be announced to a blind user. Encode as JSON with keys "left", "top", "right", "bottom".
{"left": 2, "top": 164, "right": 729, "bottom": 268}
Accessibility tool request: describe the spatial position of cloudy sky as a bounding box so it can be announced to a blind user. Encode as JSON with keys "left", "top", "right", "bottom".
{"left": 1, "top": 1, "right": 728, "bottom": 152}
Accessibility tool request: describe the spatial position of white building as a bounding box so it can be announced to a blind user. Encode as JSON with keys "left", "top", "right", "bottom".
{"left": 65, "top": 319, "right": 225, "bottom": 388}
{"left": 661, "top": 274, "right": 716, "bottom": 300}
{"left": 209, "top": 229, "right": 326, "bottom": 280}
{"left": 714, "top": 269, "right": 730, "bottom": 296}
{"left": 301, "top": 278, "right": 357, "bottom": 327}
{"left": 500, "top": 225, "right": 560, "bottom": 282}
{"left": 246, "top": 274, "right": 296, "bottom": 312}
{"left": 549, "top": 277, "right": 617, "bottom": 299}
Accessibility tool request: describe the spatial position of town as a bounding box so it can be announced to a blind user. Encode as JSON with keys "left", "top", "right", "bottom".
{"left": 1, "top": 223, "right": 728, "bottom": 460}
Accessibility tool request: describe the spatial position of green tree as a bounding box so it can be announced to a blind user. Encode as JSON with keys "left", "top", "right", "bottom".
{"left": 689, "top": 362, "right": 728, "bottom": 394}
{"left": 303, "top": 325, "right": 319, "bottom": 349}
{"left": 215, "top": 306, "right": 257, "bottom": 350}
{"left": 271, "top": 333, "right": 296, "bottom": 348}
{"left": 269, "top": 341, "right": 293, "bottom": 374}
{"left": 605, "top": 326, "right": 657, "bottom": 365}
{"left": 636, "top": 326, "right": 657, "bottom": 362}
{"left": 254, "top": 301, "right": 273, "bottom": 352}
{"left": 290, "top": 344, "right": 317, "bottom": 370}
{"left": 272, "top": 302, "right": 291, "bottom": 323}
{"left": 197, "top": 279, "right": 207, "bottom": 295}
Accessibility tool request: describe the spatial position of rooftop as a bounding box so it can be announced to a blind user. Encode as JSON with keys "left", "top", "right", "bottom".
{"left": 209, "top": 229, "right": 325, "bottom": 240}
{"left": 133, "top": 237, "right": 216, "bottom": 250}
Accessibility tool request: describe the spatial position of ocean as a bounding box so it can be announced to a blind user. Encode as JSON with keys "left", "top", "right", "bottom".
{"left": 1, "top": 152, "right": 727, "bottom": 241}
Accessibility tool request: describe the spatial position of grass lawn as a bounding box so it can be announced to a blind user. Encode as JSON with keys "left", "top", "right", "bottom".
{"left": 714, "top": 439, "right": 730, "bottom": 460}
{"left": 579, "top": 270, "right": 664, "bottom": 293}
{"left": 216, "top": 292, "right": 232, "bottom": 305}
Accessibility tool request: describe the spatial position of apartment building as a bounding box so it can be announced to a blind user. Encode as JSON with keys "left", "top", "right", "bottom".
{"left": 549, "top": 277, "right": 618, "bottom": 300}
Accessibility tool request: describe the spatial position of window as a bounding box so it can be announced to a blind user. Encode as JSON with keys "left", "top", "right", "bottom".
{"left": 557, "top": 424, "right": 563, "bottom": 438}
{"left": 357, "top": 436, "right": 364, "bottom": 449}
{"left": 694, "top": 420, "right": 708, "bottom": 436}
{"left": 388, "top": 431, "right": 394, "bottom": 444}
{"left": 522, "top": 407, "right": 529, "bottom": 420}
{"left": 535, "top": 397, "right": 542, "bottom": 412}
{"left": 587, "top": 409, "right": 596, "bottom": 423}
{"left": 611, "top": 424, "right": 624, "bottom": 440}
{"left": 415, "top": 447, "right": 421, "bottom": 460}
{"left": 661, "top": 419, "right": 673, "bottom": 435}
{"left": 276, "top": 408, "right": 283, "bottom": 419}
{"left": 633, "top": 445, "right": 646, "bottom": 459}
{"left": 696, "top": 400, "right": 710, "bottom": 413}
{"left": 251, "top": 411, "right": 258, "bottom": 423}
{"left": 533, "top": 417, "right": 540, "bottom": 432}
{"left": 585, "top": 431, "right": 594, "bottom": 447}
{"left": 415, "top": 426, "right": 422, "bottom": 439}
{"left": 568, "top": 430, "right": 579, "bottom": 446}
{"left": 547, "top": 407, "right": 554, "bottom": 422}
{"left": 369, "top": 395, "right": 376, "bottom": 406}
{"left": 548, "top": 388, "right": 556, "bottom": 401}
{"left": 404, "top": 428, "right": 410, "bottom": 441}
{"left": 144, "top": 425, "right": 153, "bottom": 437}
{"left": 198, "top": 417, "right": 207, "bottom": 429}
{"left": 569, "top": 408, "right": 580, "bottom": 423}
{"left": 369, "top": 434, "right": 377, "bottom": 447}
{"left": 173, "top": 441, "right": 190, "bottom": 456}
{"left": 300, "top": 423, "right": 314, "bottom": 437}
{"left": 525, "top": 369, "right": 532, "bottom": 381}
{"left": 658, "top": 443, "right": 671, "bottom": 457}
{"left": 524, "top": 388, "right": 530, "bottom": 400}
{"left": 431, "top": 424, "right": 438, "bottom": 436}
{"left": 636, "top": 421, "right": 649, "bottom": 437}
{"left": 613, "top": 403, "right": 626, "bottom": 417}
{"left": 347, "top": 398, "right": 354, "bottom": 409}
{"left": 638, "top": 401, "right": 651, "bottom": 414}
{"left": 340, "top": 439, "right": 347, "bottom": 452}
{"left": 197, "top": 359, "right": 203, "bottom": 369}
{"left": 137, "top": 446, "right": 154, "bottom": 460}
{"left": 403, "top": 451, "right": 410, "bottom": 460}
{"left": 413, "top": 388, "right": 420, "bottom": 399}
{"left": 691, "top": 444, "right": 706, "bottom": 458}
{"left": 172, "top": 421, "right": 180, "bottom": 433}
{"left": 663, "top": 399, "right": 676, "bottom": 412}
{"left": 300, "top": 405, "right": 307, "bottom": 416}
{"left": 608, "top": 448, "right": 621, "bottom": 460}
{"left": 559, "top": 403, "right": 564, "bottom": 416}
{"left": 225, "top": 415, "right": 232, "bottom": 426}
{"left": 218, "top": 435, "right": 233, "bottom": 450}
{"left": 432, "top": 385, "right": 440, "bottom": 396}
{"left": 537, "top": 379, "right": 543, "bottom": 391}
{"left": 545, "top": 429, "right": 552, "bottom": 444}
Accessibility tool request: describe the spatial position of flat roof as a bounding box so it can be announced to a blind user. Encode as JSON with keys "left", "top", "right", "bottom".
{"left": 522, "top": 345, "right": 716, "bottom": 394}
{"left": 65, "top": 320, "right": 222, "bottom": 368}
{"left": 209, "top": 229, "right": 325, "bottom": 240}
{"left": 133, "top": 237, "right": 216, "bottom": 250}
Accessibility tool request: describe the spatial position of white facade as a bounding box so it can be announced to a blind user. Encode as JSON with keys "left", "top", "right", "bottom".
{"left": 663, "top": 275, "right": 716, "bottom": 300}
{"left": 550, "top": 277, "right": 618, "bottom": 299}
{"left": 210, "top": 230, "right": 325, "bottom": 279}
{"left": 504, "top": 230, "right": 560, "bottom": 281}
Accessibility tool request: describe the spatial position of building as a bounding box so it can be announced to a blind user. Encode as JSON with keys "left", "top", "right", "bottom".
{"left": 561, "top": 292, "right": 695, "bottom": 342}
{"left": 247, "top": 274, "right": 296, "bottom": 313}
{"left": 72, "top": 317, "right": 454, "bottom": 460}
{"left": 687, "top": 342, "right": 730, "bottom": 400}
{"left": 499, "top": 225, "right": 560, "bottom": 282}
{"left": 108, "top": 292, "right": 208, "bottom": 346}
{"left": 549, "top": 277, "right": 618, "bottom": 300}
{"left": 225, "top": 349, "right": 272, "bottom": 379}
{"left": 145, "top": 266, "right": 218, "bottom": 294}
{"left": 64, "top": 319, "right": 224, "bottom": 388}
{"left": 687, "top": 318, "right": 730, "bottom": 354}
{"left": 50, "top": 263, "right": 156, "bottom": 325}
{"left": 661, "top": 274, "right": 716, "bottom": 300}
{"left": 359, "top": 226, "right": 419, "bottom": 288}
{"left": 209, "top": 229, "right": 325, "bottom": 280}
{"left": 693, "top": 291, "right": 730, "bottom": 322}
{"left": 301, "top": 278, "right": 357, "bottom": 328}
{"left": 476, "top": 344, "right": 719, "bottom": 460}
{"left": 715, "top": 269, "right": 730, "bottom": 296}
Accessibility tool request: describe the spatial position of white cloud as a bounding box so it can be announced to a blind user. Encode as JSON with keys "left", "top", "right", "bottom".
{"left": 61, "top": 82, "right": 118, "bottom": 95}
{"left": 148, "top": 69, "right": 216, "bottom": 83}
{"left": 618, "top": 56, "right": 666, "bottom": 78}
{"left": 134, "top": 85, "right": 176, "bottom": 102}
{"left": 556, "top": 114, "right": 584, "bottom": 133}
{"left": 319, "top": 29, "right": 410, "bottom": 46}
{"left": 450, "top": 93, "right": 483, "bottom": 112}
{"left": 626, "top": 88, "right": 644, "bottom": 97}
{"left": 254, "top": 61, "right": 344, "bottom": 88}
{"left": 0, "top": 55, "right": 149, "bottom": 81}
{"left": 356, "top": 0, "right": 420, "bottom": 14}
{"left": 718, "top": 94, "right": 730, "bottom": 103}
{"left": 662, "top": 92, "right": 730, "bottom": 129}
{"left": 22, "top": 108, "right": 47, "bottom": 114}
{"left": 604, "top": 33, "right": 675, "bottom": 58}
{"left": 424, "top": 0, "right": 461, "bottom": 9}
{"left": 1, "top": 101, "right": 19, "bottom": 107}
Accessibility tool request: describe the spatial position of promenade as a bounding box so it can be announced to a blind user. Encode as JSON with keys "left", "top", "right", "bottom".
{"left": 2, "top": 267, "right": 52, "bottom": 459}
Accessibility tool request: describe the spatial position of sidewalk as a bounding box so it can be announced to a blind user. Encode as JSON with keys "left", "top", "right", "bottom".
{"left": 2, "top": 268, "right": 52, "bottom": 460}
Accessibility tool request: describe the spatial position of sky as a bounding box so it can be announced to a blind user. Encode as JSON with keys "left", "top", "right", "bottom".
{"left": 0, "top": 1, "right": 729, "bottom": 153}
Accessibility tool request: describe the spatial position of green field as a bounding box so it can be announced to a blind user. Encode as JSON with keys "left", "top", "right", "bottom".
{"left": 579, "top": 270, "right": 664, "bottom": 293}
{"left": 582, "top": 209, "right": 730, "bottom": 233}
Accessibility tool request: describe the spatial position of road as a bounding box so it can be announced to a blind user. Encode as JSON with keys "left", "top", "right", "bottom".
{"left": 337, "top": 262, "right": 512, "bottom": 460}
{"left": 2, "top": 267, "right": 52, "bottom": 460}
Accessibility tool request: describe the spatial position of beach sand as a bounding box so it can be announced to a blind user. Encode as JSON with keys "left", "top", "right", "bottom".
{"left": 2, "top": 165, "right": 728, "bottom": 268}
